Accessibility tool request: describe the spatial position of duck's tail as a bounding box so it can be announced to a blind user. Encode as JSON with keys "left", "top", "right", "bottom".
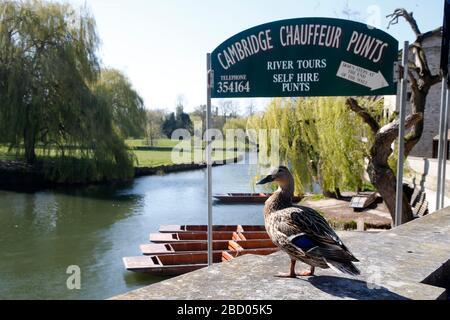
{"left": 326, "top": 260, "right": 361, "bottom": 276}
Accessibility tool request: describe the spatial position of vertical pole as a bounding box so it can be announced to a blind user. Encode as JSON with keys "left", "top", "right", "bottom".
{"left": 439, "top": 85, "right": 449, "bottom": 209}
{"left": 206, "top": 53, "right": 213, "bottom": 266}
{"left": 395, "top": 41, "right": 409, "bottom": 227}
{"left": 436, "top": 78, "right": 448, "bottom": 211}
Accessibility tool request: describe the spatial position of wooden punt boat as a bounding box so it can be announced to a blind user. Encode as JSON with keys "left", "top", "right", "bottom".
{"left": 123, "top": 248, "right": 278, "bottom": 275}
{"left": 140, "top": 239, "right": 277, "bottom": 255}
{"left": 149, "top": 231, "right": 270, "bottom": 243}
{"left": 213, "top": 193, "right": 302, "bottom": 203}
{"left": 159, "top": 224, "right": 266, "bottom": 233}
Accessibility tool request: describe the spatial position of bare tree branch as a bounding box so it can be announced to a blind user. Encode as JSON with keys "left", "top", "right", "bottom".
{"left": 430, "top": 74, "right": 442, "bottom": 86}
{"left": 346, "top": 98, "right": 380, "bottom": 134}
{"left": 387, "top": 8, "right": 442, "bottom": 159}
{"left": 388, "top": 111, "right": 399, "bottom": 124}
{"left": 379, "top": 113, "right": 423, "bottom": 144}
{"left": 372, "top": 113, "right": 423, "bottom": 165}
{"left": 411, "top": 45, "right": 431, "bottom": 77}
{"left": 387, "top": 9, "right": 421, "bottom": 36}
{"left": 408, "top": 69, "right": 419, "bottom": 95}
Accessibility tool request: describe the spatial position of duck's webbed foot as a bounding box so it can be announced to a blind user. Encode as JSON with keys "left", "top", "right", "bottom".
{"left": 298, "top": 266, "right": 315, "bottom": 277}
{"left": 276, "top": 260, "right": 315, "bottom": 278}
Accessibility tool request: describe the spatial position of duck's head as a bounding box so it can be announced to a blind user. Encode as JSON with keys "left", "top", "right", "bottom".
{"left": 257, "top": 166, "right": 294, "bottom": 193}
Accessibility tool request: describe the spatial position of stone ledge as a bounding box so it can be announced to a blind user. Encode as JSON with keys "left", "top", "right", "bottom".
{"left": 112, "top": 208, "right": 450, "bottom": 300}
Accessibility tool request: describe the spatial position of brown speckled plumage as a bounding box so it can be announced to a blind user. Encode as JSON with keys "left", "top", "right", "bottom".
{"left": 259, "top": 166, "right": 360, "bottom": 276}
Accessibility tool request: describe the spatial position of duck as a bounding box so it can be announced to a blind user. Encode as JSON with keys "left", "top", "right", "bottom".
{"left": 257, "top": 166, "right": 360, "bottom": 277}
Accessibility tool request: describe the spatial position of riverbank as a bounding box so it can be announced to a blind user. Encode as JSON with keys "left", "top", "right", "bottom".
{"left": 135, "top": 157, "right": 242, "bottom": 177}
{"left": 0, "top": 138, "right": 245, "bottom": 189}
{"left": 302, "top": 195, "right": 392, "bottom": 230}
{"left": 0, "top": 160, "right": 47, "bottom": 189}
{"left": 0, "top": 155, "right": 242, "bottom": 190}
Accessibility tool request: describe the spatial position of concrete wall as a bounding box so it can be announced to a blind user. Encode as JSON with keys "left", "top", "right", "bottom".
{"left": 112, "top": 208, "right": 450, "bottom": 300}
{"left": 406, "top": 156, "right": 450, "bottom": 212}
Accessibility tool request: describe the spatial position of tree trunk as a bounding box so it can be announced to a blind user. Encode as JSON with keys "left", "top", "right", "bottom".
{"left": 323, "top": 188, "right": 342, "bottom": 199}
{"left": 366, "top": 113, "right": 422, "bottom": 224}
{"left": 347, "top": 97, "right": 422, "bottom": 224}
{"left": 24, "top": 113, "right": 37, "bottom": 164}
{"left": 150, "top": 135, "right": 155, "bottom": 147}
{"left": 367, "top": 159, "right": 413, "bottom": 224}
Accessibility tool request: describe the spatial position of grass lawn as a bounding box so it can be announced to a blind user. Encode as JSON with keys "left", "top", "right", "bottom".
{"left": 133, "top": 147, "right": 241, "bottom": 167}
{"left": 1, "top": 139, "right": 242, "bottom": 168}
{"left": 129, "top": 138, "right": 243, "bottom": 167}
{"left": 125, "top": 138, "right": 179, "bottom": 148}
{"left": 0, "top": 146, "right": 17, "bottom": 161}
{"left": 126, "top": 138, "right": 247, "bottom": 150}
{"left": 133, "top": 149, "right": 175, "bottom": 167}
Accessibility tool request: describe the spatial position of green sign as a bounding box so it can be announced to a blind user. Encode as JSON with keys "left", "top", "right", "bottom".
{"left": 211, "top": 18, "right": 398, "bottom": 98}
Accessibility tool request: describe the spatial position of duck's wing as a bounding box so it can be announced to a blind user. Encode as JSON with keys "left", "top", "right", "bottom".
{"left": 291, "top": 205, "right": 343, "bottom": 246}
{"left": 275, "top": 205, "right": 359, "bottom": 263}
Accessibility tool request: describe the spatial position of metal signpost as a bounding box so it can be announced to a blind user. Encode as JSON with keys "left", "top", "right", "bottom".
{"left": 436, "top": 80, "right": 449, "bottom": 211}
{"left": 206, "top": 54, "right": 213, "bottom": 266}
{"left": 395, "top": 41, "right": 409, "bottom": 227}
{"left": 436, "top": 0, "right": 450, "bottom": 211}
{"left": 206, "top": 17, "right": 399, "bottom": 264}
{"left": 436, "top": 80, "right": 448, "bottom": 211}
{"left": 441, "top": 88, "right": 449, "bottom": 210}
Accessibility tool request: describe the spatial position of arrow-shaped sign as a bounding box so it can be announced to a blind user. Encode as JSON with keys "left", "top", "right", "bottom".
{"left": 337, "top": 61, "right": 389, "bottom": 91}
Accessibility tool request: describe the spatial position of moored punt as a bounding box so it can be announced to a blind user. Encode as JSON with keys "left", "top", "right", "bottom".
{"left": 213, "top": 193, "right": 302, "bottom": 204}
{"left": 123, "top": 248, "right": 278, "bottom": 276}
{"left": 140, "top": 239, "right": 277, "bottom": 255}
{"left": 149, "top": 231, "right": 270, "bottom": 243}
{"left": 159, "top": 224, "right": 266, "bottom": 233}
{"left": 222, "top": 251, "right": 235, "bottom": 262}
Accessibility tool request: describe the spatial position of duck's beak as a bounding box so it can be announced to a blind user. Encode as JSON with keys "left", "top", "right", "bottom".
{"left": 257, "top": 175, "right": 274, "bottom": 185}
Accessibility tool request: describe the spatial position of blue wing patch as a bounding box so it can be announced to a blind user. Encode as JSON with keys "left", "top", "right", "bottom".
{"left": 290, "top": 234, "right": 318, "bottom": 252}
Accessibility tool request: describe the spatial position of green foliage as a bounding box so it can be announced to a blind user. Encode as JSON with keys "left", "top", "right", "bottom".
{"left": 190, "top": 103, "right": 243, "bottom": 134}
{"left": 0, "top": 1, "right": 143, "bottom": 183}
{"left": 145, "top": 109, "right": 165, "bottom": 146}
{"left": 0, "top": 1, "right": 99, "bottom": 161}
{"left": 361, "top": 181, "right": 377, "bottom": 192}
{"left": 305, "top": 194, "right": 326, "bottom": 201}
{"left": 162, "top": 105, "right": 193, "bottom": 138}
{"left": 42, "top": 152, "right": 134, "bottom": 184}
{"left": 93, "top": 69, "right": 146, "bottom": 139}
{"left": 312, "top": 97, "right": 367, "bottom": 193}
{"left": 176, "top": 104, "right": 192, "bottom": 132}
{"left": 328, "top": 219, "right": 358, "bottom": 231}
{"left": 162, "top": 113, "right": 177, "bottom": 137}
{"left": 253, "top": 97, "right": 382, "bottom": 195}
{"left": 223, "top": 117, "right": 248, "bottom": 132}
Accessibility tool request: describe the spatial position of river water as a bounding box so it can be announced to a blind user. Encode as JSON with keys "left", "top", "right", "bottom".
{"left": 0, "top": 158, "right": 268, "bottom": 300}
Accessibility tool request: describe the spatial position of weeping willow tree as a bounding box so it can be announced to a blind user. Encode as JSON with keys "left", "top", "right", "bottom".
{"left": 248, "top": 97, "right": 384, "bottom": 196}
{"left": 94, "top": 69, "right": 146, "bottom": 139}
{"left": 0, "top": 0, "right": 144, "bottom": 183}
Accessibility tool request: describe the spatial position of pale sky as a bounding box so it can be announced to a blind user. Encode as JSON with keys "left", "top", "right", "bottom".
{"left": 65, "top": 0, "right": 445, "bottom": 113}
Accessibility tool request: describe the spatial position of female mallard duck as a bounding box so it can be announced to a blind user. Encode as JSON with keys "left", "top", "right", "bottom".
{"left": 257, "top": 166, "right": 360, "bottom": 277}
